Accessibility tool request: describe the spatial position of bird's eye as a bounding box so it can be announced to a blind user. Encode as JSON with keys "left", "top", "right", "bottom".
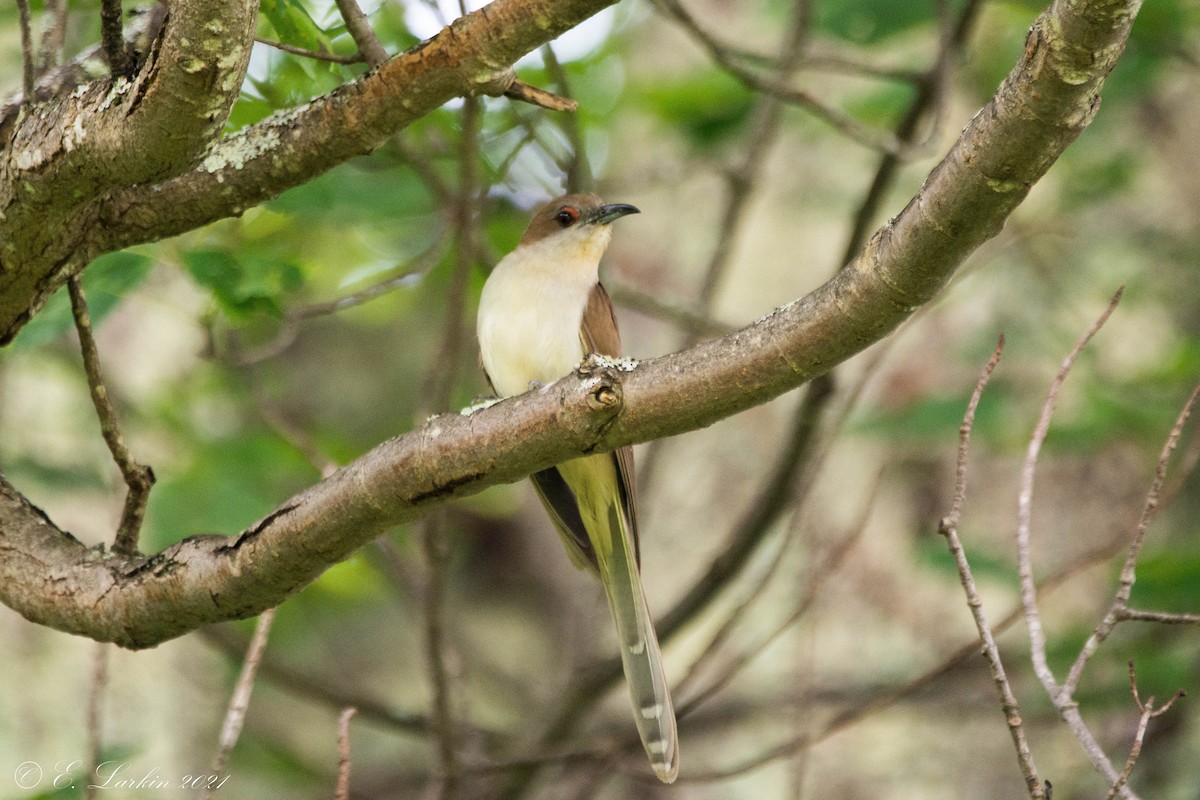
{"left": 555, "top": 207, "right": 579, "bottom": 227}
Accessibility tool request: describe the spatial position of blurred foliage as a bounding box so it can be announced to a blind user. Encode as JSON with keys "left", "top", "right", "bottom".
{"left": 2, "top": 0, "right": 1199, "bottom": 798}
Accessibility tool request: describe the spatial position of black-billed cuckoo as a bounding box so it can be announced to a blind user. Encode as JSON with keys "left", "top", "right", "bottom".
{"left": 476, "top": 194, "right": 679, "bottom": 783}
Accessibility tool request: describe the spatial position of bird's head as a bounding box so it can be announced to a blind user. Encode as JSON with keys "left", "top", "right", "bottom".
{"left": 519, "top": 193, "right": 640, "bottom": 262}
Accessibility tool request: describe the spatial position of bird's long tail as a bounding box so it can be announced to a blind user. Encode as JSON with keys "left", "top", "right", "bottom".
{"left": 595, "top": 502, "right": 679, "bottom": 783}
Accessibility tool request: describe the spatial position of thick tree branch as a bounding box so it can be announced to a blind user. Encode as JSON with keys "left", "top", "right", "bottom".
{"left": 1, "top": 0, "right": 258, "bottom": 342}
{"left": 0, "top": 0, "right": 1142, "bottom": 647}
{"left": 0, "top": 0, "right": 619, "bottom": 345}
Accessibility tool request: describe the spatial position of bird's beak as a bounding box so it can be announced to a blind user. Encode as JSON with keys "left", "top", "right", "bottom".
{"left": 590, "top": 203, "right": 640, "bottom": 226}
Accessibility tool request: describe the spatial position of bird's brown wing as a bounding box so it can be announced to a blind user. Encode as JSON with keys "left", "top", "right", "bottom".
{"left": 581, "top": 282, "right": 641, "bottom": 567}
{"left": 521, "top": 282, "right": 639, "bottom": 573}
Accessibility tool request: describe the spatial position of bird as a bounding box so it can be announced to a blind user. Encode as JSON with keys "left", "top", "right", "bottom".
{"left": 476, "top": 193, "right": 679, "bottom": 783}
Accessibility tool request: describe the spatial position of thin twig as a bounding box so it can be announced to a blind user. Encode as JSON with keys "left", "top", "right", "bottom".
{"left": 254, "top": 36, "right": 363, "bottom": 65}
{"left": 37, "top": 0, "right": 69, "bottom": 73}
{"left": 650, "top": 0, "right": 912, "bottom": 155}
{"left": 67, "top": 276, "right": 156, "bottom": 554}
{"left": 678, "top": 479, "right": 874, "bottom": 717}
{"left": 1018, "top": 288, "right": 1124, "bottom": 696}
{"left": 199, "top": 625, "right": 436, "bottom": 735}
{"left": 839, "top": 0, "right": 984, "bottom": 265}
{"left": 680, "top": 533, "right": 1134, "bottom": 783}
{"left": 542, "top": 45, "right": 591, "bottom": 191}
{"left": 1117, "top": 608, "right": 1200, "bottom": 625}
{"left": 205, "top": 608, "right": 277, "bottom": 798}
{"left": 503, "top": 80, "right": 579, "bottom": 113}
{"left": 100, "top": 0, "right": 129, "bottom": 75}
{"left": 334, "top": 0, "right": 389, "bottom": 68}
{"left": 85, "top": 643, "right": 110, "bottom": 800}
{"left": 421, "top": 95, "right": 481, "bottom": 413}
{"left": 421, "top": 517, "right": 460, "bottom": 799}
{"left": 938, "top": 336, "right": 1045, "bottom": 800}
{"left": 336, "top": 707, "right": 358, "bottom": 800}
{"left": 606, "top": 282, "right": 734, "bottom": 337}
{"left": 16, "top": 0, "right": 36, "bottom": 100}
{"left": 1016, "top": 287, "right": 1131, "bottom": 795}
{"left": 1064, "top": 380, "right": 1200, "bottom": 694}
{"left": 1106, "top": 663, "right": 1186, "bottom": 799}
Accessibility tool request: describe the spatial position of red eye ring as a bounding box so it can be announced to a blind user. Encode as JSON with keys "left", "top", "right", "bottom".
{"left": 555, "top": 207, "right": 579, "bottom": 227}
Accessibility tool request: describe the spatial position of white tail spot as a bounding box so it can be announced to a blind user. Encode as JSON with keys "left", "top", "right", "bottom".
{"left": 641, "top": 702, "right": 663, "bottom": 720}
{"left": 647, "top": 738, "right": 669, "bottom": 755}
{"left": 628, "top": 639, "right": 646, "bottom": 655}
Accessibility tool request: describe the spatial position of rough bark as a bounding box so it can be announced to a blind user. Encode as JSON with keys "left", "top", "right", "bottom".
{"left": 0, "top": 0, "right": 1142, "bottom": 646}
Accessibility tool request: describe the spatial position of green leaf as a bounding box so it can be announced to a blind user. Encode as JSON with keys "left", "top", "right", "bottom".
{"left": 637, "top": 70, "right": 754, "bottom": 149}
{"left": 182, "top": 249, "right": 303, "bottom": 321}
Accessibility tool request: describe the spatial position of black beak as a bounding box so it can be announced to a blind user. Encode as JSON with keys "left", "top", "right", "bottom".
{"left": 591, "top": 203, "right": 640, "bottom": 225}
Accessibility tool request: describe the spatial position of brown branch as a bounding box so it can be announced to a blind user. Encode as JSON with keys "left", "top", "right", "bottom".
{"left": 200, "top": 624, "right": 436, "bottom": 735}
{"left": 542, "top": 45, "right": 591, "bottom": 191}
{"left": 649, "top": 0, "right": 911, "bottom": 155}
{"left": 85, "top": 643, "right": 110, "bottom": 800}
{"left": 421, "top": 518, "right": 460, "bottom": 798}
{"left": 503, "top": 79, "right": 579, "bottom": 112}
{"left": 1064, "top": 380, "right": 1200, "bottom": 694}
{"left": 678, "top": 481, "right": 873, "bottom": 717}
{"left": 2, "top": 5, "right": 165, "bottom": 112}
{"left": 254, "top": 36, "right": 363, "bottom": 65}
{"left": 2, "top": 0, "right": 259, "bottom": 340}
{"left": 1015, "top": 288, "right": 1134, "bottom": 796}
{"left": 939, "top": 336, "right": 1046, "bottom": 800}
{"left": 99, "top": 0, "right": 129, "bottom": 75}
{"left": 36, "top": 0, "right": 69, "bottom": 73}
{"left": 1117, "top": 608, "right": 1200, "bottom": 625}
{"left": 16, "top": 0, "right": 36, "bottom": 100}
{"left": 0, "top": 0, "right": 1144, "bottom": 651}
{"left": 205, "top": 608, "right": 276, "bottom": 798}
{"left": 1106, "top": 662, "right": 1186, "bottom": 799}
{"left": 336, "top": 707, "right": 358, "bottom": 800}
{"left": 334, "top": 0, "right": 389, "bottom": 68}
{"left": 67, "top": 277, "right": 155, "bottom": 554}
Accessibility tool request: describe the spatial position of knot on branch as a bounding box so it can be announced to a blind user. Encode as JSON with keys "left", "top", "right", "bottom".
{"left": 576, "top": 353, "right": 631, "bottom": 416}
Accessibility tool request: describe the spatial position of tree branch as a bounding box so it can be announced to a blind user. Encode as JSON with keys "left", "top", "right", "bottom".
{"left": 0, "top": 0, "right": 1144, "bottom": 649}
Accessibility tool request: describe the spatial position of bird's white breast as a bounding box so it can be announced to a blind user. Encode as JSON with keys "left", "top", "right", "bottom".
{"left": 477, "top": 233, "right": 606, "bottom": 398}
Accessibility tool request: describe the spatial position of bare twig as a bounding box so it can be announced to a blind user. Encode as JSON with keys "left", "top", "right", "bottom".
{"left": 542, "top": 45, "right": 591, "bottom": 191}
{"left": 1064, "top": 380, "right": 1200, "bottom": 694}
{"left": 1018, "top": 288, "right": 1124, "bottom": 695}
{"left": 67, "top": 277, "right": 155, "bottom": 554}
{"left": 16, "top": 0, "right": 36, "bottom": 99}
{"left": 100, "top": 0, "right": 129, "bottom": 75}
{"left": 649, "top": 0, "right": 913, "bottom": 156}
{"left": 679, "top": 533, "right": 1135, "bottom": 783}
{"left": 1106, "top": 663, "right": 1186, "bottom": 799}
{"left": 839, "top": 0, "right": 985, "bottom": 264}
{"left": 205, "top": 608, "right": 277, "bottom": 798}
{"left": 336, "top": 707, "right": 358, "bottom": 800}
{"left": 199, "top": 624, "right": 436, "bottom": 736}
{"left": 421, "top": 517, "right": 460, "bottom": 799}
{"left": 334, "top": 0, "right": 389, "bottom": 68}
{"left": 254, "top": 36, "right": 363, "bottom": 65}
{"left": 693, "top": 0, "right": 812, "bottom": 323}
{"left": 1117, "top": 608, "right": 1200, "bottom": 625}
{"left": 678, "top": 480, "right": 874, "bottom": 717}
{"left": 606, "top": 282, "right": 734, "bottom": 337}
{"left": 1016, "top": 287, "right": 1131, "bottom": 795}
{"left": 938, "top": 336, "right": 1045, "bottom": 800}
{"left": 421, "top": 95, "right": 482, "bottom": 413}
{"left": 37, "top": 0, "right": 69, "bottom": 73}
{"left": 503, "top": 80, "right": 580, "bottom": 113}
{"left": 85, "top": 643, "right": 110, "bottom": 800}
